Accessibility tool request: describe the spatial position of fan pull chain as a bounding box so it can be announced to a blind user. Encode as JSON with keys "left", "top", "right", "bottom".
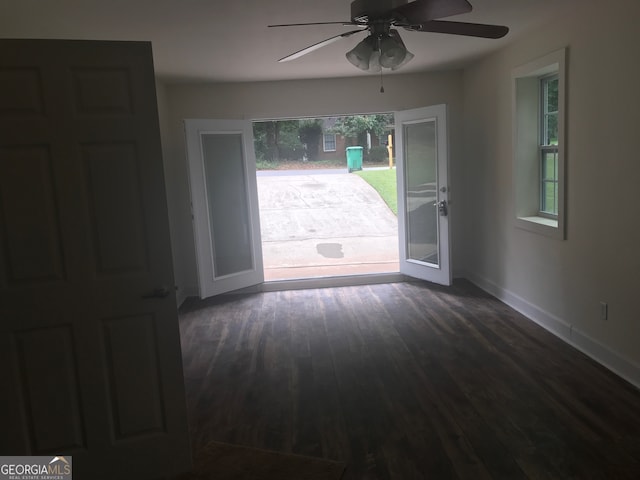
{"left": 380, "top": 69, "right": 385, "bottom": 93}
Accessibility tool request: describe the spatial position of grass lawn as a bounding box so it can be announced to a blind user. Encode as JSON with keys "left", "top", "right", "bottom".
{"left": 355, "top": 168, "right": 397, "bottom": 216}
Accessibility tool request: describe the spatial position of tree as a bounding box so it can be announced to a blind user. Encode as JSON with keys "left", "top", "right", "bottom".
{"left": 253, "top": 121, "right": 279, "bottom": 162}
{"left": 298, "top": 119, "right": 323, "bottom": 161}
{"left": 330, "top": 114, "right": 394, "bottom": 147}
{"left": 253, "top": 120, "right": 305, "bottom": 162}
{"left": 274, "top": 120, "right": 305, "bottom": 160}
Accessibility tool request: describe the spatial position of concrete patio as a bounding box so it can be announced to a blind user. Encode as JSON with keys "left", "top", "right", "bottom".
{"left": 256, "top": 169, "right": 399, "bottom": 281}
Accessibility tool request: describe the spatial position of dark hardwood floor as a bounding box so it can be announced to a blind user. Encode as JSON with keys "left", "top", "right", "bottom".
{"left": 178, "top": 279, "right": 640, "bottom": 479}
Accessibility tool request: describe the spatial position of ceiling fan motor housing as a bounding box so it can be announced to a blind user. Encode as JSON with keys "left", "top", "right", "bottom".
{"left": 350, "top": 0, "right": 409, "bottom": 22}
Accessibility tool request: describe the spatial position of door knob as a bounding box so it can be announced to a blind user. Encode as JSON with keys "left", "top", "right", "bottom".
{"left": 142, "top": 287, "right": 171, "bottom": 299}
{"left": 434, "top": 200, "right": 448, "bottom": 217}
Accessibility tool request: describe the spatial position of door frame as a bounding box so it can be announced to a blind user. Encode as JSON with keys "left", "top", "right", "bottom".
{"left": 185, "top": 108, "right": 453, "bottom": 295}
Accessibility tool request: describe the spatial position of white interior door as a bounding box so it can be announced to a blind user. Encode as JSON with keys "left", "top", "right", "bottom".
{"left": 0, "top": 40, "right": 191, "bottom": 478}
{"left": 185, "top": 119, "right": 264, "bottom": 298}
{"left": 395, "top": 105, "right": 451, "bottom": 285}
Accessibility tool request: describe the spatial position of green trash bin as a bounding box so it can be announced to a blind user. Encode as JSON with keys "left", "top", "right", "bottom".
{"left": 346, "top": 146, "right": 363, "bottom": 172}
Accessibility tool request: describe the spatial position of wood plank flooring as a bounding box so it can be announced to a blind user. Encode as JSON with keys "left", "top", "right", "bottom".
{"left": 178, "top": 279, "right": 640, "bottom": 479}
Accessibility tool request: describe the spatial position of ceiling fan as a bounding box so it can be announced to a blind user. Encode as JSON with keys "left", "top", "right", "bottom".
{"left": 269, "top": 0, "right": 509, "bottom": 72}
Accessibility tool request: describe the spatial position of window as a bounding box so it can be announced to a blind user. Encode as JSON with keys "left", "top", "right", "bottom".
{"left": 513, "top": 48, "right": 566, "bottom": 239}
{"left": 323, "top": 133, "right": 336, "bottom": 152}
{"left": 540, "top": 75, "right": 558, "bottom": 216}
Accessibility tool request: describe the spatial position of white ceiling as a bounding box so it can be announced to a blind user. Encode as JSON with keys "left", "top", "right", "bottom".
{"left": 1, "top": 0, "right": 571, "bottom": 83}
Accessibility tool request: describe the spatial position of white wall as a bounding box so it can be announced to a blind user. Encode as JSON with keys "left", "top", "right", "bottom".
{"left": 160, "top": 72, "right": 465, "bottom": 302}
{"left": 460, "top": 0, "right": 640, "bottom": 384}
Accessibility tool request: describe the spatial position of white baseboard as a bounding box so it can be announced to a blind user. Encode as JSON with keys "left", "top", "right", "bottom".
{"left": 463, "top": 271, "right": 640, "bottom": 390}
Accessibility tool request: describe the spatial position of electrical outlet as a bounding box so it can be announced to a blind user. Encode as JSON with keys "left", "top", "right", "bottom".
{"left": 600, "top": 302, "right": 608, "bottom": 321}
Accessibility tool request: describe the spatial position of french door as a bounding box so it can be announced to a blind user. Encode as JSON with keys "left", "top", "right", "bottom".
{"left": 185, "top": 106, "right": 451, "bottom": 297}
{"left": 396, "top": 105, "right": 451, "bottom": 285}
{"left": 184, "top": 119, "right": 264, "bottom": 298}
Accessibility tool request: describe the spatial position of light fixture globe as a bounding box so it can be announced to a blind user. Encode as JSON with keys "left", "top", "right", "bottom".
{"left": 379, "top": 30, "right": 407, "bottom": 69}
{"left": 368, "top": 49, "right": 382, "bottom": 73}
{"left": 389, "top": 29, "right": 414, "bottom": 70}
{"left": 391, "top": 50, "right": 414, "bottom": 71}
{"left": 346, "top": 36, "right": 375, "bottom": 70}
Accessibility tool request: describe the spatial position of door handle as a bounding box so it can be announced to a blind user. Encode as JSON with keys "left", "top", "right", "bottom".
{"left": 434, "top": 200, "right": 448, "bottom": 217}
{"left": 141, "top": 287, "right": 171, "bottom": 299}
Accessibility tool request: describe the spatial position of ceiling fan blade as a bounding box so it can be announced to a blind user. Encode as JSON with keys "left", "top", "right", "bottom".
{"left": 392, "top": 0, "right": 472, "bottom": 24}
{"left": 269, "top": 21, "right": 359, "bottom": 28}
{"left": 278, "top": 29, "right": 366, "bottom": 62}
{"left": 414, "top": 20, "right": 508, "bottom": 39}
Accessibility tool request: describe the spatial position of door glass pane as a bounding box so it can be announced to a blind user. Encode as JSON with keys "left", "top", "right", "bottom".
{"left": 201, "top": 133, "right": 253, "bottom": 277}
{"left": 404, "top": 120, "right": 439, "bottom": 266}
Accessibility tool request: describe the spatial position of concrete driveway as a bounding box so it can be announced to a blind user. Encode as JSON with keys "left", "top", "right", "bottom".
{"left": 256, "top": 169, "right": 399, "bottom": 280}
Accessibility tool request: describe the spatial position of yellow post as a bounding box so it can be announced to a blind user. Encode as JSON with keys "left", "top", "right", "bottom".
{"left": 387, "top": 134, "right": 394, "bottom": 169}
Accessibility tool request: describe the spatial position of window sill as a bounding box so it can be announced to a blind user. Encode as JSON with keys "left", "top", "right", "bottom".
{"left": 520, "top": 216, "right": 557, "bottom": 227}
{"left": 515, "top": 215, "right": 564, "bottom": 239}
